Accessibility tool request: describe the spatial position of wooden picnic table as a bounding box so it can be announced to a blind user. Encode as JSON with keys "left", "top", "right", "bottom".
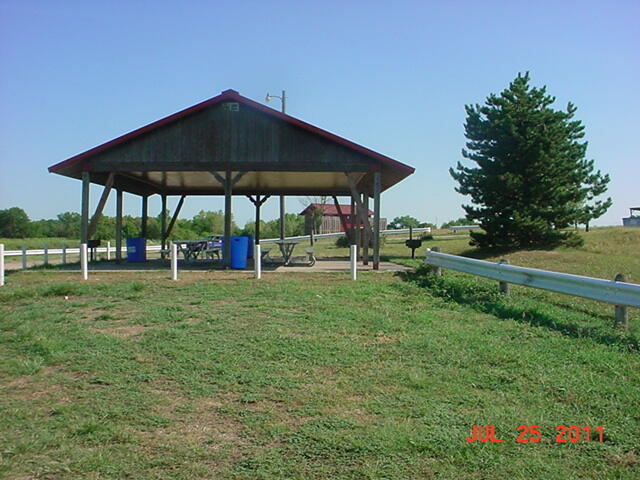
{"left": 175, "top": 238, "right": 221, "bottom": 261}
{"left": 272, "top": 239, "right": 302, "bottom": 265}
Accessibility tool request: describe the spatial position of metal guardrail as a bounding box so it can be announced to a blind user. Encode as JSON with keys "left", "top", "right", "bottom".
{"left": 425, "top": 250, "right": 640, "bottom": 308}
{"left": 449, "top": 225, "right": 480, "bottom": 232}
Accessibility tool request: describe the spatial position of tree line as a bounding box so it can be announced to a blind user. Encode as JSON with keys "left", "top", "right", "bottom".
{"left": 0, "top": 207, "right": 306, "bottom": 240}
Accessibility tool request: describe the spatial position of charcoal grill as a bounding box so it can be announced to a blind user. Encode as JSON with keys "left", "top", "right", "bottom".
{"left": 404, "top": 227, "right": 422, "bottom": 259}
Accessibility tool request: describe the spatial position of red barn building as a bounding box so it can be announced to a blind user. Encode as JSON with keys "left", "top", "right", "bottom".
{"left": 300, "top": 203, "right": 386, "bottom": 235}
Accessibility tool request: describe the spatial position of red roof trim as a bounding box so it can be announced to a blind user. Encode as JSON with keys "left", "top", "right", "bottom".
{"left": 49, "top": 89, "right": 415, "bottom": 175}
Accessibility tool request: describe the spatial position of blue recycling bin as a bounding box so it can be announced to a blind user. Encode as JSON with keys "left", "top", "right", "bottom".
{"left": 126, "top": 237, "right": 146, "bottom": 262}
{"left": 245, "top": 235, "right": 254, "bottom": 259}
{"left": 230, "top": 236, "right": 249, "bottom": 269}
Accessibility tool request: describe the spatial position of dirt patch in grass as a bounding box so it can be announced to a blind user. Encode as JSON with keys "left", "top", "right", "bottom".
{"left": 89, "top": 324, "right": 157, "bottom": 339}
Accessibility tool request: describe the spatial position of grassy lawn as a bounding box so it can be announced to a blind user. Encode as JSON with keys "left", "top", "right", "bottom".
{"left": 1, "top": 263, "right": 639, "bottom": 478}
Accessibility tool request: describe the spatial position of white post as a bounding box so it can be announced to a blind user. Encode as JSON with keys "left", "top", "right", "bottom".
{"left": 107, "top": 241, "right": 111, "bottom": 261}
{"left": 171, "top": 242, "right": 178, "bottom": 281}
{"left": 254, "top": 244, "right": 261, "bottom": 279}
{"left": 44, "top": 243, "right": 49, "bottom": 266}
{"left": 350, "top": 244, "right": 357, "bottom": 281}
{"left": 0, "top": 244, "right": 5, "bottom": 287}
{"left": 62, "top": 245, "right": 67, "bottom": 264}
{"left": 80, "top": 243, "right": 88, "bottom": 280}
{"left": 21, "top": 245, "right": 27, "bottom": 269}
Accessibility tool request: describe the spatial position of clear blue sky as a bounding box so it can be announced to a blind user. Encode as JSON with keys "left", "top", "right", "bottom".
{"left": 1, "top": 0, "right": 638, "bottom": 227}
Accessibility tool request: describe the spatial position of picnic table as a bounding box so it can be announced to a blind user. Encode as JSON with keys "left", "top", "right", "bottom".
{"left": 175, "top": 237, "right": 221, "bottom": 261}
{"left": 272, "top": 239, "right": 302, "bottom": 265}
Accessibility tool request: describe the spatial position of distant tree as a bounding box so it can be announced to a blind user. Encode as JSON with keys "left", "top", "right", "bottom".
{"left": 0, "top": 207, "right": 31, "bottom": 237}
{"left": 389, "top": 215, "right": 421, "bottom": 229}
{"left": 450, "top": 72, "right": 611, "bottom": 249}
{"left": 191, "top": 210, "right": 230, "bottom": 236}
{"left": 55, "top": 212, "right": 81, "bottom": 238}
{"left": 441, "top": 217, "right": 473, "bottom": 229}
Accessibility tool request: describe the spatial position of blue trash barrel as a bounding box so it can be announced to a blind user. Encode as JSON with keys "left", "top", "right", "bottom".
{"left": 126, "top": 238, "right": 146, "bottom": 262}
{"left": 245, "top": 235, "right": 254, "bottom": 259}
{"left": 230, "top": 236, "right": 248, "bottom": 269}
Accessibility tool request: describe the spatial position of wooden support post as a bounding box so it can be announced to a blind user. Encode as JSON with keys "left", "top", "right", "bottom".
{"left": 115, "top": 189, "right": 123, "bottom": 264}
{"left": 223, "top": 171, "right": 232, "bottom": 268}
{"left": 247, "top": 195, "right": 269, "bottom": 244}
{"left": 166, "top": 195, "right": 186, "bottom": 238}
{"left": 44, "top": 243, "right": 49, "bottom": 266}
{"left": 81, "top": 171, "right": 90, "bottom": 244}
{"left": 279, "top": 195, "right": 286, "bottom": 240}
{"left": 141, "top": 195, "right": 148, "bottom": 238}
{"left": 373, "top": 171, "right": 381, "bottom": 270}
{"left": 431, "top": 246, "right": 442, "bottom": 276}
{"left": 363, "top": 193, "right": 370, "bottom": 265}
{"left": 87, "top": 172, "right": 114, "bottom": 239}
{"left": 332, "top": 196, "right": 350, "bottom": 241}
{"left": 499, "top": 258, "right": 510, "bottom": 294}
{"left": 614, "top": 273, "right": 628, "bottom": 330}
{"left": 350, "top": 195, "right": 356, "bottom": 245}
{"left": 62, "top": 245, "right": 67, "bottom": 264}
{"left": 21, "top": 245, "right": 27, "bottom": 269}
{"left": 355, "top": 196, "right": 361, "bottom": 260}
{"left": 160, "top": 194, "right": 167, "bottom": 259}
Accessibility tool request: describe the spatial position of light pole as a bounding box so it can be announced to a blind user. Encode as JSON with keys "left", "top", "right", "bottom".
{"left": 266, "top": 90, "right": 287, "bottom": 240}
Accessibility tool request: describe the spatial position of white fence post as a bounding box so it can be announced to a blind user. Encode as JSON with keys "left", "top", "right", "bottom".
{"left": 0, "top": 244, "right": 5, "bottom": 286}
{"left": 80, "top": 243, "right": 88, "bottom": 280}
{"left": 44, "top": 243, "right": 49, "bottom": 266}
{"left": 254, "top": 244, "right": 261, "bottom": 279}
{"left": 62, "top": 245, "right": 67, "bottom": 264}
{"left": 171, "top": 242, "right": 178, "bottom": 281}
{"left": 107, "top": 241, "right": 111, "bottom": 261}
{"left": 21, "top": 245, "right": 27, "bottom": 269}
{"left": 350, "top": 244, "right": 357, "bottom": 281}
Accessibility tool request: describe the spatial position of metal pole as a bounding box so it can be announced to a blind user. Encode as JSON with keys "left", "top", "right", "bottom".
{"left": 614, "top": 273, "right": 628, "bottom": 330}
{"left": 279, "top": 93, "right": 286, "bottom": 242}
{"left": 171, "top": 242, "right": 178, "bottom": 281}
{"left": 499, "top": 258, "right": 510, "bottom": 294}
{"left": 80, "top": 243, "right": 88, "bottom": 280}
{"left": 254, "top": 244, "right": 261, "bottom": 279}
{"left": 21, "top": 245, "right": 27, "bottom": 269}
{"left": 350, "top": 244, "right": 357, "bottom": 280}
{"left": 0, "top": 244, "right": 5, "bottom": 286}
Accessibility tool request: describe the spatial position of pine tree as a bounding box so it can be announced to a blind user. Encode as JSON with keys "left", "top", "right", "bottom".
{"left": 450, "top": 72, "right": 611, "bottom": 249}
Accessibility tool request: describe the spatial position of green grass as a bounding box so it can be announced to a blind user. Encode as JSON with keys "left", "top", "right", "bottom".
{"left": 1, "top": 264, "right": 639, "bottom": 479}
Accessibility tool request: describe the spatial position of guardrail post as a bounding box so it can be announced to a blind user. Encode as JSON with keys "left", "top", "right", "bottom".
{"left": 614, "top": 273, "right": 628, "bottom": 330}
{"left": 254, "top": 244, "right": 262, "bottom": 279}
{"left": 107, "top": 241, "right": 111, "bottom": 261}
{"left": 21, "top": 245, "right": 27, "bottom": 269}
{"left": 499, "top": 258, "right": 510, "bottom": 294}
{"left": 44, "top": 243, "right": 49, "bottom": 266}
{"left": 431, "top": 247, "right": 442, "bottom": 276}
{"left": 62, "top": 245, "right": 67, "bottom": 264}
{"left": 0, "top": 244, "right": 5, "bottom": 287}
{"left": 80, "top": 243, "right": 88, "bottom": 280}
{"left": 350, "top": 244, "right": 357, "bottom": 280}
{"left": 171, "top": 243, "right": 178, "bottom": 281}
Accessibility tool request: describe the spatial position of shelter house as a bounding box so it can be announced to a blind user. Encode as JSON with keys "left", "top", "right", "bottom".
{"left": 48, "top": 89, "right": 414, "bottom": 269}
{"left": 623, "top": 207, "right": 640, "bottom": 227}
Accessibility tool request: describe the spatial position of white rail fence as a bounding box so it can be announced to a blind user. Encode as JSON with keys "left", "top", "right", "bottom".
{"left": 425, "top": 249, "right": 640, "bottom": 329}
